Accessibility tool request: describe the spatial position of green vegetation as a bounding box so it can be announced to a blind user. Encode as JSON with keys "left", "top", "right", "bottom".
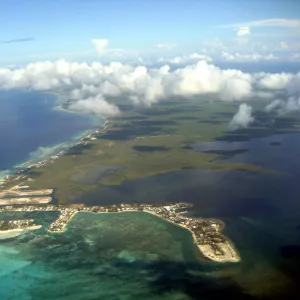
{"left": 24, "top": 98, "right": 287, "bottom": 203}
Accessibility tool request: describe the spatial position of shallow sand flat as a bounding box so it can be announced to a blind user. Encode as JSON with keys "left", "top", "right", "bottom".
{"left": 198, "top": 243, "right": 240, "bottom": 263}
{"left": 8, "top": 189, "right": 53, "bottom": 196}
{"left": 0, "top": 231, "right": 22, "bottom": 239}
{"left": 218, "top": 242, "right": 241, "bottom": 262}
{"left": 0, "top": 196, "right": 52, "bottom": 205}
{"left": 0, "top": 225, "right": 42, "bottom": 239}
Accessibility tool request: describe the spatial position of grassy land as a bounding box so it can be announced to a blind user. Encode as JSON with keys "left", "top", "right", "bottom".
{"left": 18, "top": 98, "right": 291, "bottom": 204}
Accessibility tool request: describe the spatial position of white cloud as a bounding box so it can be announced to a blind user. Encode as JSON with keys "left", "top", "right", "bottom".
{"left": 224, "top": 19, "right": 300, "bottom": 28}
{"left": 265, "top": 99, "right": 282, "bottom": 113}
{"left": 258, "top": 73, "right": 300, "bottom": 96}
{"left": 237, "top": 26, "right": 250, "bottom": 36}
{"left": 229, "top": 103, "right": 255, "bottom": 130}
{"left": 157, "top": 53, "right": 212, "bottom": 65}
{"left": 221, "top": 51, "right": 278, "bottom": 62}
{"left": 0, "top": 59, "right": 256, "bottom": 103}
{"left": 265, "top": 96, "right": 300, "bottom": 115}
{"left": 91, "top": 39, "right": 108, "bottom": 55}
{"left": 69, "top": 95, "right": 120, "bottom": 115}
{"left": 258, "top": 73, "right": 291, "bottom": 90}
{"left": 1, "top": 57, "right": 300, "bottom": 114}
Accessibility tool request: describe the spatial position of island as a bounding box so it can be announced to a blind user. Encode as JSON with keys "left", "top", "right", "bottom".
{"left": 0, "top": 202, "right": 240, "bottom": 263}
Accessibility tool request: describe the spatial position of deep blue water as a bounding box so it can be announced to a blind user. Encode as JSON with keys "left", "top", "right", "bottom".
{"left": 0, "top": 90, "right": 105, "bottom": 177}
{"left": 189, "top": 133, "right": 300, "bottom": 175}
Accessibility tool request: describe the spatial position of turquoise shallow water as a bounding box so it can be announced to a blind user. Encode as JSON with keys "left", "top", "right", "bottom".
{"left": 1, "top": 202, "right": 298, "bottom": 299}
{"left": 0, "top": 212, "right": 211, "bottom": 300}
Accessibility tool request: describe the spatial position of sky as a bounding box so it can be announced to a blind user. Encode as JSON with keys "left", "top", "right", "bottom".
{"left": 1, "top": 0, "right": 300, "bottom": 64}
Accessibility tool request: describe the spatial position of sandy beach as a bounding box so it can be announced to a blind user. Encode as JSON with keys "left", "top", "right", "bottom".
{"left": 198, "top": 243, "right": 240, "bottom": 263}
{"left": 0, "top": 197, "right": 52, "bottom": 205}
{"left": 144, "top": 210, "right": 240, "bottom": 263}
{"left": 0, "top": 225, "right": 42, "bottom": 239}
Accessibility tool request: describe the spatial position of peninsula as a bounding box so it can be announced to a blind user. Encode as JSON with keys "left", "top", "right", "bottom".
{"left": 0, "top": 202, "right": 240, "bottom": 263}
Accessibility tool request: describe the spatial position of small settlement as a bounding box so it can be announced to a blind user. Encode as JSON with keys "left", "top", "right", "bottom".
{"left": 0, "top": 202, "right": 240, "bottom": 263}
{"left": 0, "top": 219, "right": 42, "bottom": 232}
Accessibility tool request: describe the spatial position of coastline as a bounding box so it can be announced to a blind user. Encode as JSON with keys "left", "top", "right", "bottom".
{"left": 0, "top": 225, "right": 42, "bottom": 240}
{"left": 55, "top": 209, "right": 240, "bottom": 263}
{"left": 0, "top": 225, "right": 42, "bottom": 233}
{"left": 0, "top": 97, "right": 110, "bottom": 186}
{"left": 144, "top": 211, "right": 240, "bottom": 263}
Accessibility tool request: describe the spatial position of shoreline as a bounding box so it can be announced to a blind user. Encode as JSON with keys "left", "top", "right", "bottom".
{"left": 144, "top": 211, "right": 240, "bottom": 263}
{"left": 0, "top": 203, "right": 240, "bottom": 263}
{"left": 0, "top": 225, "right": 42, "bottom": 233}
{"left": 0, "top": 225, "right": 42, "bottom": 240}
{"left": 0, "top": 97, "right": 110, "bottom": 185}
{"left": 53, "top": 209, "right": 240, "bottom": 263}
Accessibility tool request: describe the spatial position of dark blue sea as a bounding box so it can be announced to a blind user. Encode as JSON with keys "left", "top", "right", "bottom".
{"left": 0, "top": 90, "right": 105, "bottom": 178}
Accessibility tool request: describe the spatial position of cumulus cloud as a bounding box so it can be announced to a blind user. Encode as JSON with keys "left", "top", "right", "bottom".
{"left": 229, "top": 103, "right": 255, "bottom": 130}
{"left": 69, "top": 95, "right": 120, "bottom": 115}
{"left": 265, "top": 96, "right": 300, "bottom": 115}
{"left": 0, "top": 59, "right": 256, "bottom": 105}
{"left": 258, "top": 73, "right": 291, "bottom": 90}
{"left": 92, "top": 39, "right": 108, "bottom": 55}
{"left": 236, "top": 26, "right": 250, "bottom": 36}
{"left": 1, "top": 57, "right": 300, "bottom": 115}
{"left": 258, "top": 72, "right": 300, "bottom": 96}
{"left": 265, "top": 99, "right": 282, "bottom": 112}
{"left": 221, "top": 51, "right": 278, "bottom": 62}
{"left": 157, "top": 53, "right": 212, "bottom": 65}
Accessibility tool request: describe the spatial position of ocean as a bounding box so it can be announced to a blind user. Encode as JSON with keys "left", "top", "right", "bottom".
{"left": 0, "top": 90, "right": 105, "bottom": 178}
